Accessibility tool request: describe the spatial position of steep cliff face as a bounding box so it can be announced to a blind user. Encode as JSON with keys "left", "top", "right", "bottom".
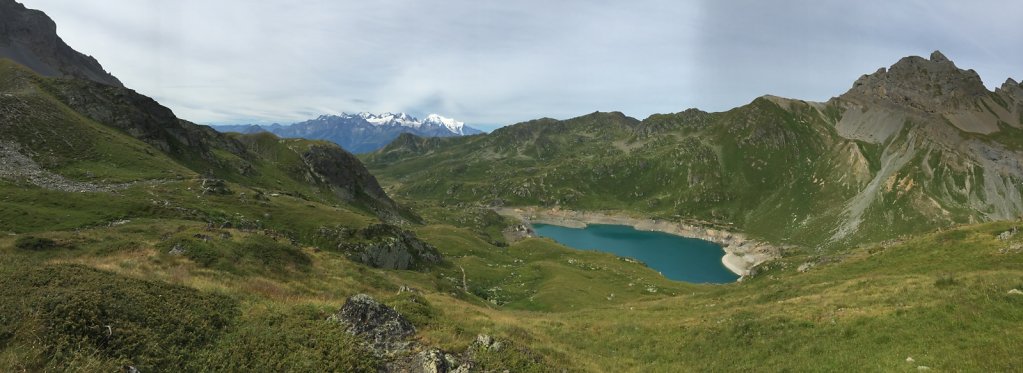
{"left": 37, "top": 77, "right": 243, "bottom": 161}
{"left": 0, "top": 0, "right": 122, "bottom": 87}
{"left": 825, "top": 51, "right": 1023, "bottom": 242}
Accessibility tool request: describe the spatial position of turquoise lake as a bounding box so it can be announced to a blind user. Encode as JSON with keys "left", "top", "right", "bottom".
{"left": 531, "top": 223, "right": 739, "bottom": 283}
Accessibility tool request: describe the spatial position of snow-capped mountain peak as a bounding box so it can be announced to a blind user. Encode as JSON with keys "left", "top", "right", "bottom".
{"left": 303, "top": 112, "right": 479, "bottom": 136}
{"left": 423, "top": 114, "right": 467, "bottom": 134}
{"left": 351, "top": 112, "right": 421, "bottom": 128}
{"left": 213, "top": 111, "right": 482, "bottom": 153}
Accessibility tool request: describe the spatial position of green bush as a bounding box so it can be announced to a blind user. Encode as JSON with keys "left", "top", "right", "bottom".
{"left": 471, "top": 339, "right": 550, "bottom": 373}
{"left": 388, "top": 291, "right": 438, "bottom": 327}
{"left": 240, "top": 235, "right": 312, "bottom": 271}
{"left": 14, "top": 236, "right": 58, "bottom": 251}
{"left": 161, "top": 234, "right": 311, "bottom": 274}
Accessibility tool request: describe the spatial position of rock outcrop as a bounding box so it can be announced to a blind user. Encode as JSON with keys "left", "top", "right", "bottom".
{"left": 330, "top": 293, "right": 416, "bottom": 354}
{"left": 331, "top": 294, "right": 518, "bottom": 373}
{"left": 334, "top": 224, "right": 443, "bottom": 270}
{"left": 300, "top": 144, "right": 416, "bottom": 222}
{"left": 0, "top": 0, "right": 122, "bottom": 87}
{"left": 842, "top": 50, "right": 988, "bottom": 113}
{"left": 38, "top": 77, "right": 243, "bottom": 158}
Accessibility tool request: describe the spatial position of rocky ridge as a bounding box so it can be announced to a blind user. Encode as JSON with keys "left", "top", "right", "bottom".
{"left": 0, "top": 0, "right": 122, "bottom": 87}
{"left": 842, "top": 51, "right": 988, "bottom": 113}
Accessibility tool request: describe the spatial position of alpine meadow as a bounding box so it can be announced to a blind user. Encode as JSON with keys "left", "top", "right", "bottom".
{"left": 1, "top": 1, "right": 1022, "bottom": 372}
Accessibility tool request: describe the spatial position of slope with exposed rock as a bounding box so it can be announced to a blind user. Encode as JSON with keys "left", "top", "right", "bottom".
{"left": 0, "top": 0, "right": 122, "bottom": 87}
{"left": 366, "top": 51, "right": 1023, "bottom": 248}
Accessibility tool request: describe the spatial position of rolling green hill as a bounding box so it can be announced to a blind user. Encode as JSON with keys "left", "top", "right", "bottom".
{"left": 1, "top": 2, "right": 1022, "bottom": 370}
{"left": 364, "top": 52, "right": 1023, "bottom": 250}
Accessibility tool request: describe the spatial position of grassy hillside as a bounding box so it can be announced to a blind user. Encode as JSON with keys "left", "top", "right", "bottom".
{"left": 3, "top": 49, "right": 1022, "bottom": 371}
{"left": 2, "top": 194, "right": 1021, "bottom": 371}
{"left": 364, "top": 94, "right": 1023, "bottom": 249}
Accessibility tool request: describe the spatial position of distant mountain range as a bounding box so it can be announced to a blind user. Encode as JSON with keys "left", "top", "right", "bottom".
{"left": 213, "top": 112, "right": 484, "bottom": 154}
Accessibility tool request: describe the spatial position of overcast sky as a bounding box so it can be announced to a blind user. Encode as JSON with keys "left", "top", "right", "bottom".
{"left": 21, "top": 0, "right": 1023, "bottom": 131}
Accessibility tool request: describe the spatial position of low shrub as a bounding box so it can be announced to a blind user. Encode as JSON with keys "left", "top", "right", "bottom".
{"left": 14, "top": 236, "right": 58, "bottom": 251}
{"left": 934, "top": 273, "right": 959, "bottom": 288}
{"left": 160, "top": 233, "right": 311, "bottom": 274}
{"left": 388, "top": 291, "right": 438, "bottom": 327}
{"left": 189, "top": 305, "right": 378, "bottom": 372}
{"left": 0, "top": 264, "right": 237, "bottom": 371}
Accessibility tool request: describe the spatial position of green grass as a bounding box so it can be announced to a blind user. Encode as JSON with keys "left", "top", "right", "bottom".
{"left": 4, "top": 56, "right": 1023, "bottom": 371}
{"left": 0, "top": 262, "right": 237, "bottom": 372}
{"left": 158, "top": 232, "right": 311, "bottom": 275}
{"left": 2, "top": 181, "right": 1022, "bottom": 371}
{"left": 362, "top": 97, "right": 1023, "bottom": 250}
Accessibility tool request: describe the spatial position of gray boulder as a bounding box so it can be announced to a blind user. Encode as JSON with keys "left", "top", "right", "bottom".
{"left": 416, "top": 349, "right": 450, "bottom": 373}
{"left": 330, "top": 294, "right": 416, "bottom": 354}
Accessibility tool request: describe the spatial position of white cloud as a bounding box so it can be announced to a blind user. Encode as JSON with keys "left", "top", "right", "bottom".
{"left": 20, "top": 0, "right": 1023, "bottom": 130}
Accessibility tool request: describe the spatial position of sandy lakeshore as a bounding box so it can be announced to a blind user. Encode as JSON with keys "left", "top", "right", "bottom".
{"left": 495, "top": 207, "right": 780, "bottom": 280}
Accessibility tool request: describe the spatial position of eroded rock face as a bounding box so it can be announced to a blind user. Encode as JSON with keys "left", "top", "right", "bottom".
{"left": 330, "top": 294, "right": 416, "bottom": 354}
{"left": 842, "top": 50, "right": 989, "bottom": 113}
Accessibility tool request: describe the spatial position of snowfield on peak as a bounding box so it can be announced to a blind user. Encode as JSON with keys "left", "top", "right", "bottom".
{"left": 423, "top": 114, "right": 468, "bottom": 134}
{"left": 213, "top": 111, "right": 482, "bottom": 153}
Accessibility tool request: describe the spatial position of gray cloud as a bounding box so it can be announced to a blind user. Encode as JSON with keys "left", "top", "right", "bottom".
{"left": 22, "top": 0, "right": 1023, "bottom": 131}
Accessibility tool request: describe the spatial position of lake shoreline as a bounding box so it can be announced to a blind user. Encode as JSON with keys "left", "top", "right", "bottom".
{"left": 494, "top": 207, "right": 781, "bottom": 280}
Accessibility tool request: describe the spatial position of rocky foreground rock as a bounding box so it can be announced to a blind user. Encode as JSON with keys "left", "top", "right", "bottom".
{"left": 330, "top": 294, "right": 516, "bottom": 373}
{"left": 330, "top": 293, "right": 416, "bottom": 354}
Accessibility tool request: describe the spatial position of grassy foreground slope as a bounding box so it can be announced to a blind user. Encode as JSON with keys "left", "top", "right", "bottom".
{"left": 2, "top": 199, "right": 1021, "bottom": 371}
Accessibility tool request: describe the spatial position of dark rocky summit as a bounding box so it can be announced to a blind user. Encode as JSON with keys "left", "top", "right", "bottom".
{"left": 842, "top": 50, "right": 989, "bottom": 113}
{"left": 0, "top": 0, "right": 122, "bottom": 87}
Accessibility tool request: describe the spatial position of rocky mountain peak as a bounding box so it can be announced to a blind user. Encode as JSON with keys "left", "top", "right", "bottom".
{"left": 929, "top": 50, "right": 950, "bottom": 63}
{"left": 998, "top": 77, "right": 1023, "bottom": 98}
{"left": 0, "top": 0, "right": 123, "bottom": 87}
{"left": 841, "top": 50, "right": 988, "bottom": 113}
